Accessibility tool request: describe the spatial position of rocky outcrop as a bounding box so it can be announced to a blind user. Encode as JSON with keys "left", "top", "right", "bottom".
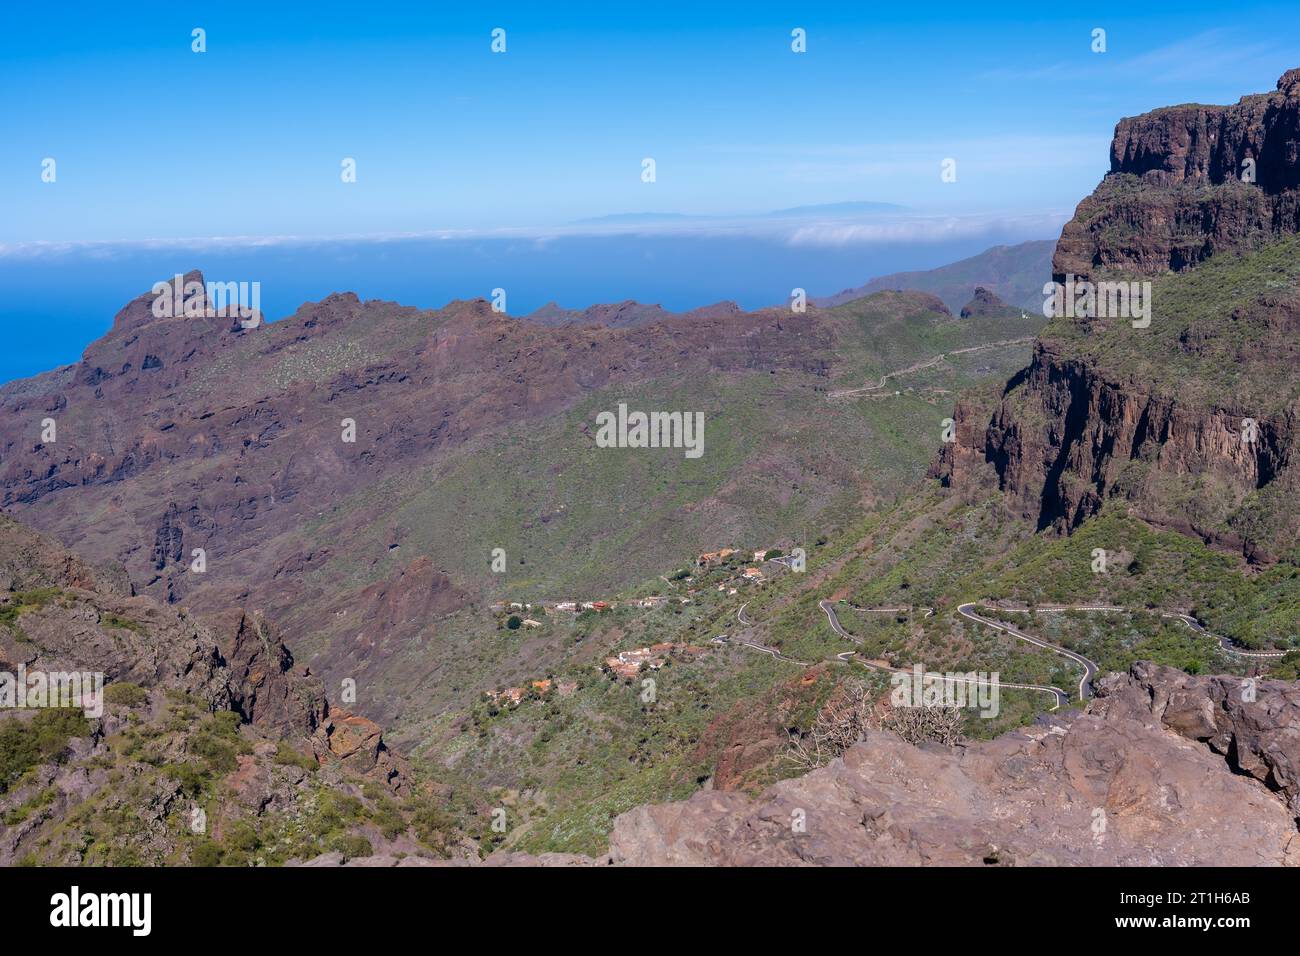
{"left": 959, "top": 286, "right": 1013, "bottom": 319}
{"left": 0, "top": 514, "right": 407, "bottom": 789}
{"left": 1093, "top": 661, "right": 1300, "bottom": 814}
{"left": 348, "top": 556, "right": 465, "bottom": 635}
{"left": 207, "top": 607, "right": 326, "bottom": 737}
{"left": 1055, "top": 69, "right": 1300, "bottom": 281}
{"left": 935, "top": 71, "right": 1300, "bottom": 562}
{"left": 482, "top": 664, "right": 1300, "bottom": 866}
{"left": 312, "top": 711, "right": 410, "bottom": 795}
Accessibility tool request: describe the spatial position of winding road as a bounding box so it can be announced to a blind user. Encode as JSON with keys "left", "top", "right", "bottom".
{"left": 818, "top": 600, "right": 1070, "bottom": 709}
{"left": 955, "top": 603, "right": 1097, "bottom": 700}
{"left": 1159, "top": 611, "right": 1284, "bottom": 659}
{"left": 975, "top": 603, "right": 1286, "bottom": 660}
{"left": 720, "top": 594, "right": 1287, "bottom": 715}
{"left": 827, "top": 337, "right": 1037, "bottom": 400}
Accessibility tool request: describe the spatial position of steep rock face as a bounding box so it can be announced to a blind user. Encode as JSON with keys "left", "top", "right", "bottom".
{"left": 934, "top": 337, "right": 1297, "bottom": 557}
{"left": 1055, "top": 69, "right": 1300, "bottom": 281}
{"left": 206, "top": 607, "right": 326, "bottom": 738}
{"left": 482, "top": 664, "right": 1300, "bottom": 866}
{"left": 312, "top": 711, "right": 408, "bottom": 794}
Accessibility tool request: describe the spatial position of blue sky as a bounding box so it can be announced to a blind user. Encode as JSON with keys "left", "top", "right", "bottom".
{"left": 4, "top": 1, "right": 1300, "bottom": 247}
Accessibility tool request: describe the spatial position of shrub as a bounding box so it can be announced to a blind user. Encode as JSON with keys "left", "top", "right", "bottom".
{"left": 326, "top": 833, "right": 373, "bottom": 861}
{"left": 190, "top": 840, "right": 223, "bottom": 867}
{"left": 163, "top": 762, "right": 207, "bottom": 797}
{"left": 101, "top": 613, "right": 145, "bottom": 633}
{"left": 104, "top": 682, "right": 148, "bottom": 709}
{"left": 273, "top": 740, "right": 318, "bottom": 771}
{"left": 0, "top": 709, "right": 91, "bottom": 793}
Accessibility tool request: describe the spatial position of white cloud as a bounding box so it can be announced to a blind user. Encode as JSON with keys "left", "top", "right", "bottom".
{"left": 784, "top": 213, "right": 1068, "bottom": 247}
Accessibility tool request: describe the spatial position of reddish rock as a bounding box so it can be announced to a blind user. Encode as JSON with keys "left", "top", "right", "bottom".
{"left": 314, "top": 710, "right": 409, "bottom": 794}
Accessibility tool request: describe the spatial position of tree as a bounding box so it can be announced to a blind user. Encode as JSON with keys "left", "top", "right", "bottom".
{"left": 881, "top": 704, "right": 964, "bottom": 746}
{"left": 786, "top": 681, "right": 874, "bottom": 771}
{"left": 506, "top": 615, "right": 522, "bottom": 630}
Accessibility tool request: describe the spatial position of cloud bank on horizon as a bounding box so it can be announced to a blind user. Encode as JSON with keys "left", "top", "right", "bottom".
{"left": 0, "top": 207, "right": 1069, "bottom": 259}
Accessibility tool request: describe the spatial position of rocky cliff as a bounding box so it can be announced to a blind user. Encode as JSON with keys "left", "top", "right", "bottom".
{"left": 934, "top": 71, "right": 1300, "bottom": 562}
{"left": 1054, "top": 69, "right": 1300, "bottom": 281}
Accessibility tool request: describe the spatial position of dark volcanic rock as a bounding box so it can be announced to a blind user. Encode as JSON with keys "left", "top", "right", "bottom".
{"left": 959, "top": 286, "right": 1013, "bottom": 319}
{"left": 934, "top": 71, "right": 1300, "bottom": 560}
{"left": 932, "top": 336, "right": 1298, "bottom": 556}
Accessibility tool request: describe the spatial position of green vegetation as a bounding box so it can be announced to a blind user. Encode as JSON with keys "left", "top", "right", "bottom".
{"left": 0, "top": 708, "right": 91, "bottom": 794}
{"left": 0, "top": 587, "right": 65, "bottom": 639}
{"left": 101, "top": 613, "right": 145, "bottom": 633}
{"left": 2, "top": 785, "right": 56, "bottom": 825}
{"left": 273, "top": 740, "right": 318, "bottom": 771}
{"left": 11, "top": 683, "right": 474, "bottom": 866}
{"left": 1046, "top": 228, "right": 1300, "bottom": 412}
{"left": 973, "top": 509, "right": 1300, "bottom": 652}
{"left": 103, "top": 682, "right": 148, "bottom": 708}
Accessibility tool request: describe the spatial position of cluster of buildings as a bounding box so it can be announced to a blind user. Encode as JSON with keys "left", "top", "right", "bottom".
{"left": 695, "top": 545, "right": 786, "bottom": 595}
{"left": 481, "top": 677, "right": 579, "bottom": 710}
{"left": 489, "top": 595, "right": 691, "bottom": 616}
{"left": 696, "top": 546, "right": 782, "bottom": 568}
{"left": 602, "top": 642, "right": 708, "bottom": 681}
{"left": 489, "top": 545, "right": 784, "bottom": 623}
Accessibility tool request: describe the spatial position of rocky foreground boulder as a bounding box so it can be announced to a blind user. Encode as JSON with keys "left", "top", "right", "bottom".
{"left": 1093, "top": 661, "right": 1300, "bottom": 815}
{"left": 463, "top": 664, "right": 1300, "bottom": 866}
